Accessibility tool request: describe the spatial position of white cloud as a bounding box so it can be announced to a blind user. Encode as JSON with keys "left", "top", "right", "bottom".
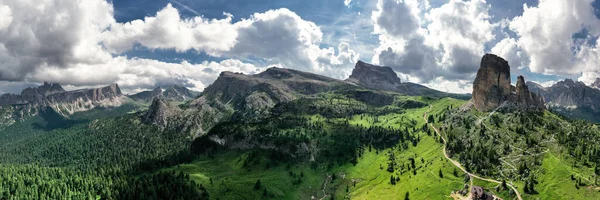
{"left": 0, "top": 0, "right": 358, "bottom": 93}
{"left": 425, "top": 0, "right": 495, "bottom": 75}
{"left": 344, "top": 0, "right": 352, "bottom": 7}
{"left": 371, "top": 0, "right": 496, "bottom": 90}
{"left": 102, "top": 5, "right": 357, "bottom": 79}
{"left": 490, "top": 37, "right": 529, "bottom": 70}
{"left": 102, "top": 4, "right": 237, "bottom": 55}
{"left": 27, "top": 57, "right": 259, "bottom": 93}
{"left": 0, "top": 0, "right": 115, "bottom": 81}
{"left": 0, "top": 5, "right": 12, "bottom": 30}
{"left": 371, "top": 0, "right": 421, "bottom": 39}
{"left": 509, "top": 0, "right": 600, "bottom": 76}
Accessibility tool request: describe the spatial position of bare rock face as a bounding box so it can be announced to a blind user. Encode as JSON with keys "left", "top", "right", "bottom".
{"left": 472, "top": 54, "right": 545, "bottom": 112}
{"left": 143, "top": 98, "right": 182, "bottom": 127}
{"left": 515, "top": 76, "right": 544, "bottom": 109}
{"left": 346, "top": 60, "right": 401, "bottom": 91}
{"left": 472, "top": 54, "right": 512, "bottom": 112}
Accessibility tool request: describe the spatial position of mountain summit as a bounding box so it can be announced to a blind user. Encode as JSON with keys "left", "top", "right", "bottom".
{"left": 345, "top": 61, "right": 469, "bottom": 99}
{"left": 346, "top": 60, "right": 402, "bottom": 91}
{"left": 472, "top": 54, "right": 544, "bottom": 112}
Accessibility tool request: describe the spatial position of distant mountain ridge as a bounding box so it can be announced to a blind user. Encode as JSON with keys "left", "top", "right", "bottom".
{"left": 0, "top": 82, "right": 125, "bottom": 126}
{"left": 129, "top": 85, "right": 198, "bottom": 102}
{"left": 526, "top": 78, "right": 600, "bottom": 122}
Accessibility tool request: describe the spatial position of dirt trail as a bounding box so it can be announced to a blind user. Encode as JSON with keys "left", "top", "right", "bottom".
{"left": 424, "top": 105, "right": 522, "bottom": 200}
{"left": 318, "top": 175, "right": 332, "bottom": 200}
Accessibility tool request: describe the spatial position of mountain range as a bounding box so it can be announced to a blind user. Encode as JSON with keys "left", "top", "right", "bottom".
{"left": 527, "top": 78, "right": 600, "bottom": 122}
{"left": 141, "top": 62, "right": 471, "bottom": 137}
{"left": 3, "top": 55, "right": 600, "bottom": 199}
{"left": 128, "top": 85, "right": 198, "bottom": 102}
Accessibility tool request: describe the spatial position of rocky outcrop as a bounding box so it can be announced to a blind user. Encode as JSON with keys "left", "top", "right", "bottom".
{"left": 472, "top": 54, "right": 512, "bottom": 111}
{"left": 515, "top": 76, "right": 544, "bottom": 109}
{"left": 346, "top": 60, "right": 401, "bottom": 91}
{"left": 345, "top": 61, "right": 470, "bottom": 99}
{"left": 472, "top": 54, "right": 545, "bottom": 112}
{"left": 143, "top": 98, "right": 182, "bottom": 127}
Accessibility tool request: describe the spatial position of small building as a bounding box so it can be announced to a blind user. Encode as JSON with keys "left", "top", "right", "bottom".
{"left": 471, "top": 186, "right": 494, "bottom": 200}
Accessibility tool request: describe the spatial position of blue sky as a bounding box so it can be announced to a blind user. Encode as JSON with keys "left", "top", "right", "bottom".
{"left": 1, "top": 0, "right": 600, "bottom": 94}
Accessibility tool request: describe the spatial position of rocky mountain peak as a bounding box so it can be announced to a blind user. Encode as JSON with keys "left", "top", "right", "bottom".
{"left": 472, "top": 54, "right": 512, "bottom": 111}
{"left": 515, "top": 76, "right": 545, "bottom": 108}
{"left": 346, "top": 60, "right": 401, "bottom": 91}
{"left": 142, "top": 98, "right": 182, "bottom": 126}
{"left": 472, "top": 54, "right": 545, "bottom": 111}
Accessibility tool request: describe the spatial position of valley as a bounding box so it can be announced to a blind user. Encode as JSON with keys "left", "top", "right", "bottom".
{"left": 0, "top": 55, "right": 599, "bottom": 199}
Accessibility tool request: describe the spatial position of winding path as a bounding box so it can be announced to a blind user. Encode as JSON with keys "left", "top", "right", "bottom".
{"left": 424, "top": 105, "right": 522, "bottom": 200}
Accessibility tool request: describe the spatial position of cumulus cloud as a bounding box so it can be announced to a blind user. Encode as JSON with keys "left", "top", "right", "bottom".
{"left": 372, "top": 0, "right": 496, "bottom": 85}
{"left": 371, "top": 0, "right": 420, "bottom": 39}
{"left": 0, "top": 0, "right": 114, "bottom": 81}
{"left": 0, "top": 5, "right": 12, "bottom": 30}
{"left": 509, "top": 0, "right": 600, "bottom": 76}
{"left": 102, "top": 4, "right": 237, "bottom": 55}
{"left": 490, "top": 37, "right": 529, "bottom": 70}
{"left": 425, "top": 0, "right": 495, "bottom": 75}
{"left": 102, "top": 5, "right": 357, "bottom": 79}
{"left": 0, "top": 0, "right": 358, "bottom": 93}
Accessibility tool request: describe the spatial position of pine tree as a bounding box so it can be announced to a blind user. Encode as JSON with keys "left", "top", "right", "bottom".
{"left": 254, "top": 179, "right": 261, "bottom": 190}
{"left": 439, "top": 169, "right": 444, "bottom": 178}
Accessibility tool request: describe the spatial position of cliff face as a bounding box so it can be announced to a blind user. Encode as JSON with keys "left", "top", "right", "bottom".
{"left": 515, "top": 76, "right": 545, "bottom": 109}
{"left": 472, "top": 54, "right": 512, "bottom": 111}
{"left": 472, "top": 54, "right": 545, "bottom": 112}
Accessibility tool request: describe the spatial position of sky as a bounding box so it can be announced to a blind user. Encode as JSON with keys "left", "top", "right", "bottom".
{"left": 1, "top": 0, "right": 600, "bottom": 94}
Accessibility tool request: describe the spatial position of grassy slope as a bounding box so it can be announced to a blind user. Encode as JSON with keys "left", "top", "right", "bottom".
{"left": 448, "top": 105, "right": 600, "bottom": 199}
{"left": 164, "top": 98, "right": 469, "bottom": 200}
